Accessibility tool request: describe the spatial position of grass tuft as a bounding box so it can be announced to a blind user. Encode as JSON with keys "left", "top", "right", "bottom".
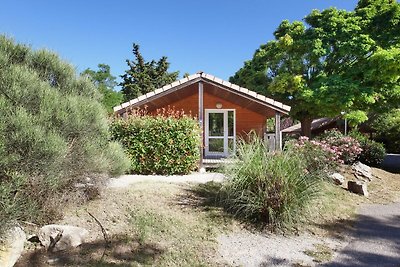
{"left": 304, "top": 243, "right": 334, "bottom": 263}
{"left": 219, "top": 134, "right": 322, "bottom": 230}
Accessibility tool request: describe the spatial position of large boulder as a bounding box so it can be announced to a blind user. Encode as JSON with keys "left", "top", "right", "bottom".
{"left": 348, "top": 181, "right": 369, "bottom": 197}
{"left": 38, "top": 225, "right": 89, "bottom": 252}
{"left": 352, "top": 162, "right": 372, "bottom": 181}
{"left": 0, "top": 226, "right": 26, "bottom": 267}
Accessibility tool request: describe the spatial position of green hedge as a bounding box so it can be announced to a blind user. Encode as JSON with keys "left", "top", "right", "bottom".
{"left": 111, "top": 112, "right": 201, "bottom": 175}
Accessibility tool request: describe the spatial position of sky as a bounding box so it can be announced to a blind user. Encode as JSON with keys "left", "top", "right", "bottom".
{"left": 0, "top": 0, "right": 359, "bottom": 85}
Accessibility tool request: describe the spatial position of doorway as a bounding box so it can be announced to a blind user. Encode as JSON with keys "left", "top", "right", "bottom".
{"left": 204, "top": 109, "right": 235, "bottom": 157}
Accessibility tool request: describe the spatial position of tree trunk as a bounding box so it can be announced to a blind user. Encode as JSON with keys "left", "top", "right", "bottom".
{"left": 300, "top": 118, "right": 312, "bottom": 138}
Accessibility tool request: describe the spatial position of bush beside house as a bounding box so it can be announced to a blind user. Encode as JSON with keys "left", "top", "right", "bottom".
{"left": 110, "top": 109, "right": 201, "bottom": 175}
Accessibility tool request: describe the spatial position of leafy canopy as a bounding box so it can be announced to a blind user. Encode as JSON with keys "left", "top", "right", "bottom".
{"left": 120, "top": 43, "right": 179, "bottom": 101}
{"left": 230, "top": 0, "right": 400, "bottom": 136}
{"left": 81, "top": 64, "right": 123, "bottom": 113}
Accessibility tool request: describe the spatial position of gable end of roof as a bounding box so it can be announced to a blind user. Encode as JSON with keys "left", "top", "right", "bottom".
{"left": 113, "top": 73, "right": 291, "bottom": 114}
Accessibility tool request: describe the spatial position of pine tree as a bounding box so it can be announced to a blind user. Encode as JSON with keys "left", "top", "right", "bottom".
{"left": 120, "top": 43, "right": 179, "bottom": 101}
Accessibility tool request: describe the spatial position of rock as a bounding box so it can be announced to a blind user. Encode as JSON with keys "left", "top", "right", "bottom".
{"left": 0, "top": 225, "right": 26, "bottom": 267}
{"left": 74, "top": 182, "right": 95, "bottom": 188}
{"left": 352, "top": 162, "right": 372, "bottom": 181}
{"left": 330, "top": 173, "right": 345, "bottom": 185}
{"left": 38, "top": 225, "right": 89, "bottom": 252}
{"left": 348, "top": 181, "right": 369, "bottom": 196}
{"left": 47, "top": 258, "right": 60, "bottom": 265}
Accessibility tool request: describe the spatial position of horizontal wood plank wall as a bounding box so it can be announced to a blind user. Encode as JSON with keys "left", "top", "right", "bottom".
{"left": 148, "top": 84, "right": 199, "bottom": 117}
{"left": 146, "top": 81, "right": 273, "bottom": 138}
{"left": 202, "top": 91, "right": 266, "bottom": 137}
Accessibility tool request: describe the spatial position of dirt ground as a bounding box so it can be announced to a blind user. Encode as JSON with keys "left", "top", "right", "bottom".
{"left": 15, "top": 167, "right": 400, "bottom": 267}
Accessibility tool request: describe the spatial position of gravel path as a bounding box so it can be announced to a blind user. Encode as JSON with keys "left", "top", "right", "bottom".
{"left": 218, "top": 231, "right": 345, "bottom": 267}
{"left": 107, "top": 172, "right": 225, "bottom": 188}
{"left": 323, "top": 202, "right": 400, "bottom": 267}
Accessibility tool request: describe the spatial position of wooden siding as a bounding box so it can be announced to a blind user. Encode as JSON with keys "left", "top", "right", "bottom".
{"left": 144, "top": 82, "right": 273, "bottom": 138}
{"left": 203, "top": 90, "right": 266, "bottom": 137}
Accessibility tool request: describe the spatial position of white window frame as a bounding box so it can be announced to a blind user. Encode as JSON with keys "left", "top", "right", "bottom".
{"left": 204, "top": 109, "right": 236, "bottom": 157}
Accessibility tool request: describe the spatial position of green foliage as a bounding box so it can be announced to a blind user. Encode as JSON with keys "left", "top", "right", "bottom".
{"left": 370, "top": 109, "right": 400, "bottom": 153}
{"left": 349, "top": 131, "right": 386, "bottom": 166}
{"left": 220, "top": 134, "right": 321, "bottom": 229}
{"left": 345, "top": 110, "right": 369, "bottom": 127}
{"left": 0, "top": 36, "right": 130, "bottom": 231}
{"left": 110, "top": 109, "right": 200, "bottom": 175}
{"left": 230, "top": 0, "right": 400, "bottom": 136}
{"left": 81, "top": 64, "right": 123, "bottom": 113}
{"left": 120, "top": 43, "right": 179, "bottom": 101}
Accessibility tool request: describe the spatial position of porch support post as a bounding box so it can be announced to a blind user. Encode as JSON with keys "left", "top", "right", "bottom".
{"left": 275, "top": 112, "right": 282, "bottom": 151}
{"left": 198, "top": 81, "right": 204, "bottom": 171}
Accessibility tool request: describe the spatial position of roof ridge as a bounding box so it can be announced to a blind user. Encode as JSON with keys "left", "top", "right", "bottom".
{"left": 113, "top": 72, "right": 291, "bottom": 113}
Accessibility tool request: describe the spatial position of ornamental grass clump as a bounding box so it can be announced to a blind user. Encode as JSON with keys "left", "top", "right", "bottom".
{"left": 220, "top": 134, "right": 321, "bottom": 230}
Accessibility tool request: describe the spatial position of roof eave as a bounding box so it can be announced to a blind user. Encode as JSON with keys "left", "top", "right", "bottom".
{"left": 113, "top": 72, "right": 291, "bottom": 115}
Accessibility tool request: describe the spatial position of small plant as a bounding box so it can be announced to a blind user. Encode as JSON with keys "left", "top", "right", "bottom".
{"left": 304, "top": 244, "right": 334, "bottom": 263}
{"left": 220, "top": 134, "right": 321, "bottom": 229}
{"left": 110, "top": 107, "right": 201, "bottom": 175}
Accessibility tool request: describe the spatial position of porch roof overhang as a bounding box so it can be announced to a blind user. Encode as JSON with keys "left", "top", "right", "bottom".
{"left": 281, "top": 117, "right": 339, "bottom": 134}
{"left": 113, "top": 72, "right": 291, "bottom": 115}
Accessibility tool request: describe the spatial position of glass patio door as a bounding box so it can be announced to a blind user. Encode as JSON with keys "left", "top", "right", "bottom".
{"left": 205, "top": 109, "right": 235, "bottom": 157}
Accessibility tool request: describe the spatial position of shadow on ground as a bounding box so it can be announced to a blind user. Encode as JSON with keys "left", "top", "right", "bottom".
{"left": 15, "top": 235, "right": 165, "bottom": 267}
{"left": 176, "top": 182, "right": 223, "bottom": 210}
{"left": 319, "top": 213, "right": 400, "bottom": 267}
{"left": 175, "top": 181, "right": 239, "bottom": 222}
{"left": 181, "top": 182, "right": 400, "bottom": 267}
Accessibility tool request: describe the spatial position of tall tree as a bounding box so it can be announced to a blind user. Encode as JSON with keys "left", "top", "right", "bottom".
{"left": 81, "top": 64, "right": 123, "bottom": 113}
{"left": 120, "top": 43, "right": 179, "bottom": 101}
{"left": 230, "top": 0, "right": 400, "bottom": 137}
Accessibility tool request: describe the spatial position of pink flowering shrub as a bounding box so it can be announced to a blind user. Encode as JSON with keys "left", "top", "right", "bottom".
{"left": 288, "top": 130, "right": 362, "bottom": 179}
{"left": 289, "top": 136, "right": 339, "bottom": 177}
{"left": 318, "top": 130, "right": 362, "bottom": 164}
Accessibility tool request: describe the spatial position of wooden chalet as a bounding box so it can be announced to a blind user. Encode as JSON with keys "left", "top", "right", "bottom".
{"left": 114, "top": 72, "right": 291, "bottom": 164}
